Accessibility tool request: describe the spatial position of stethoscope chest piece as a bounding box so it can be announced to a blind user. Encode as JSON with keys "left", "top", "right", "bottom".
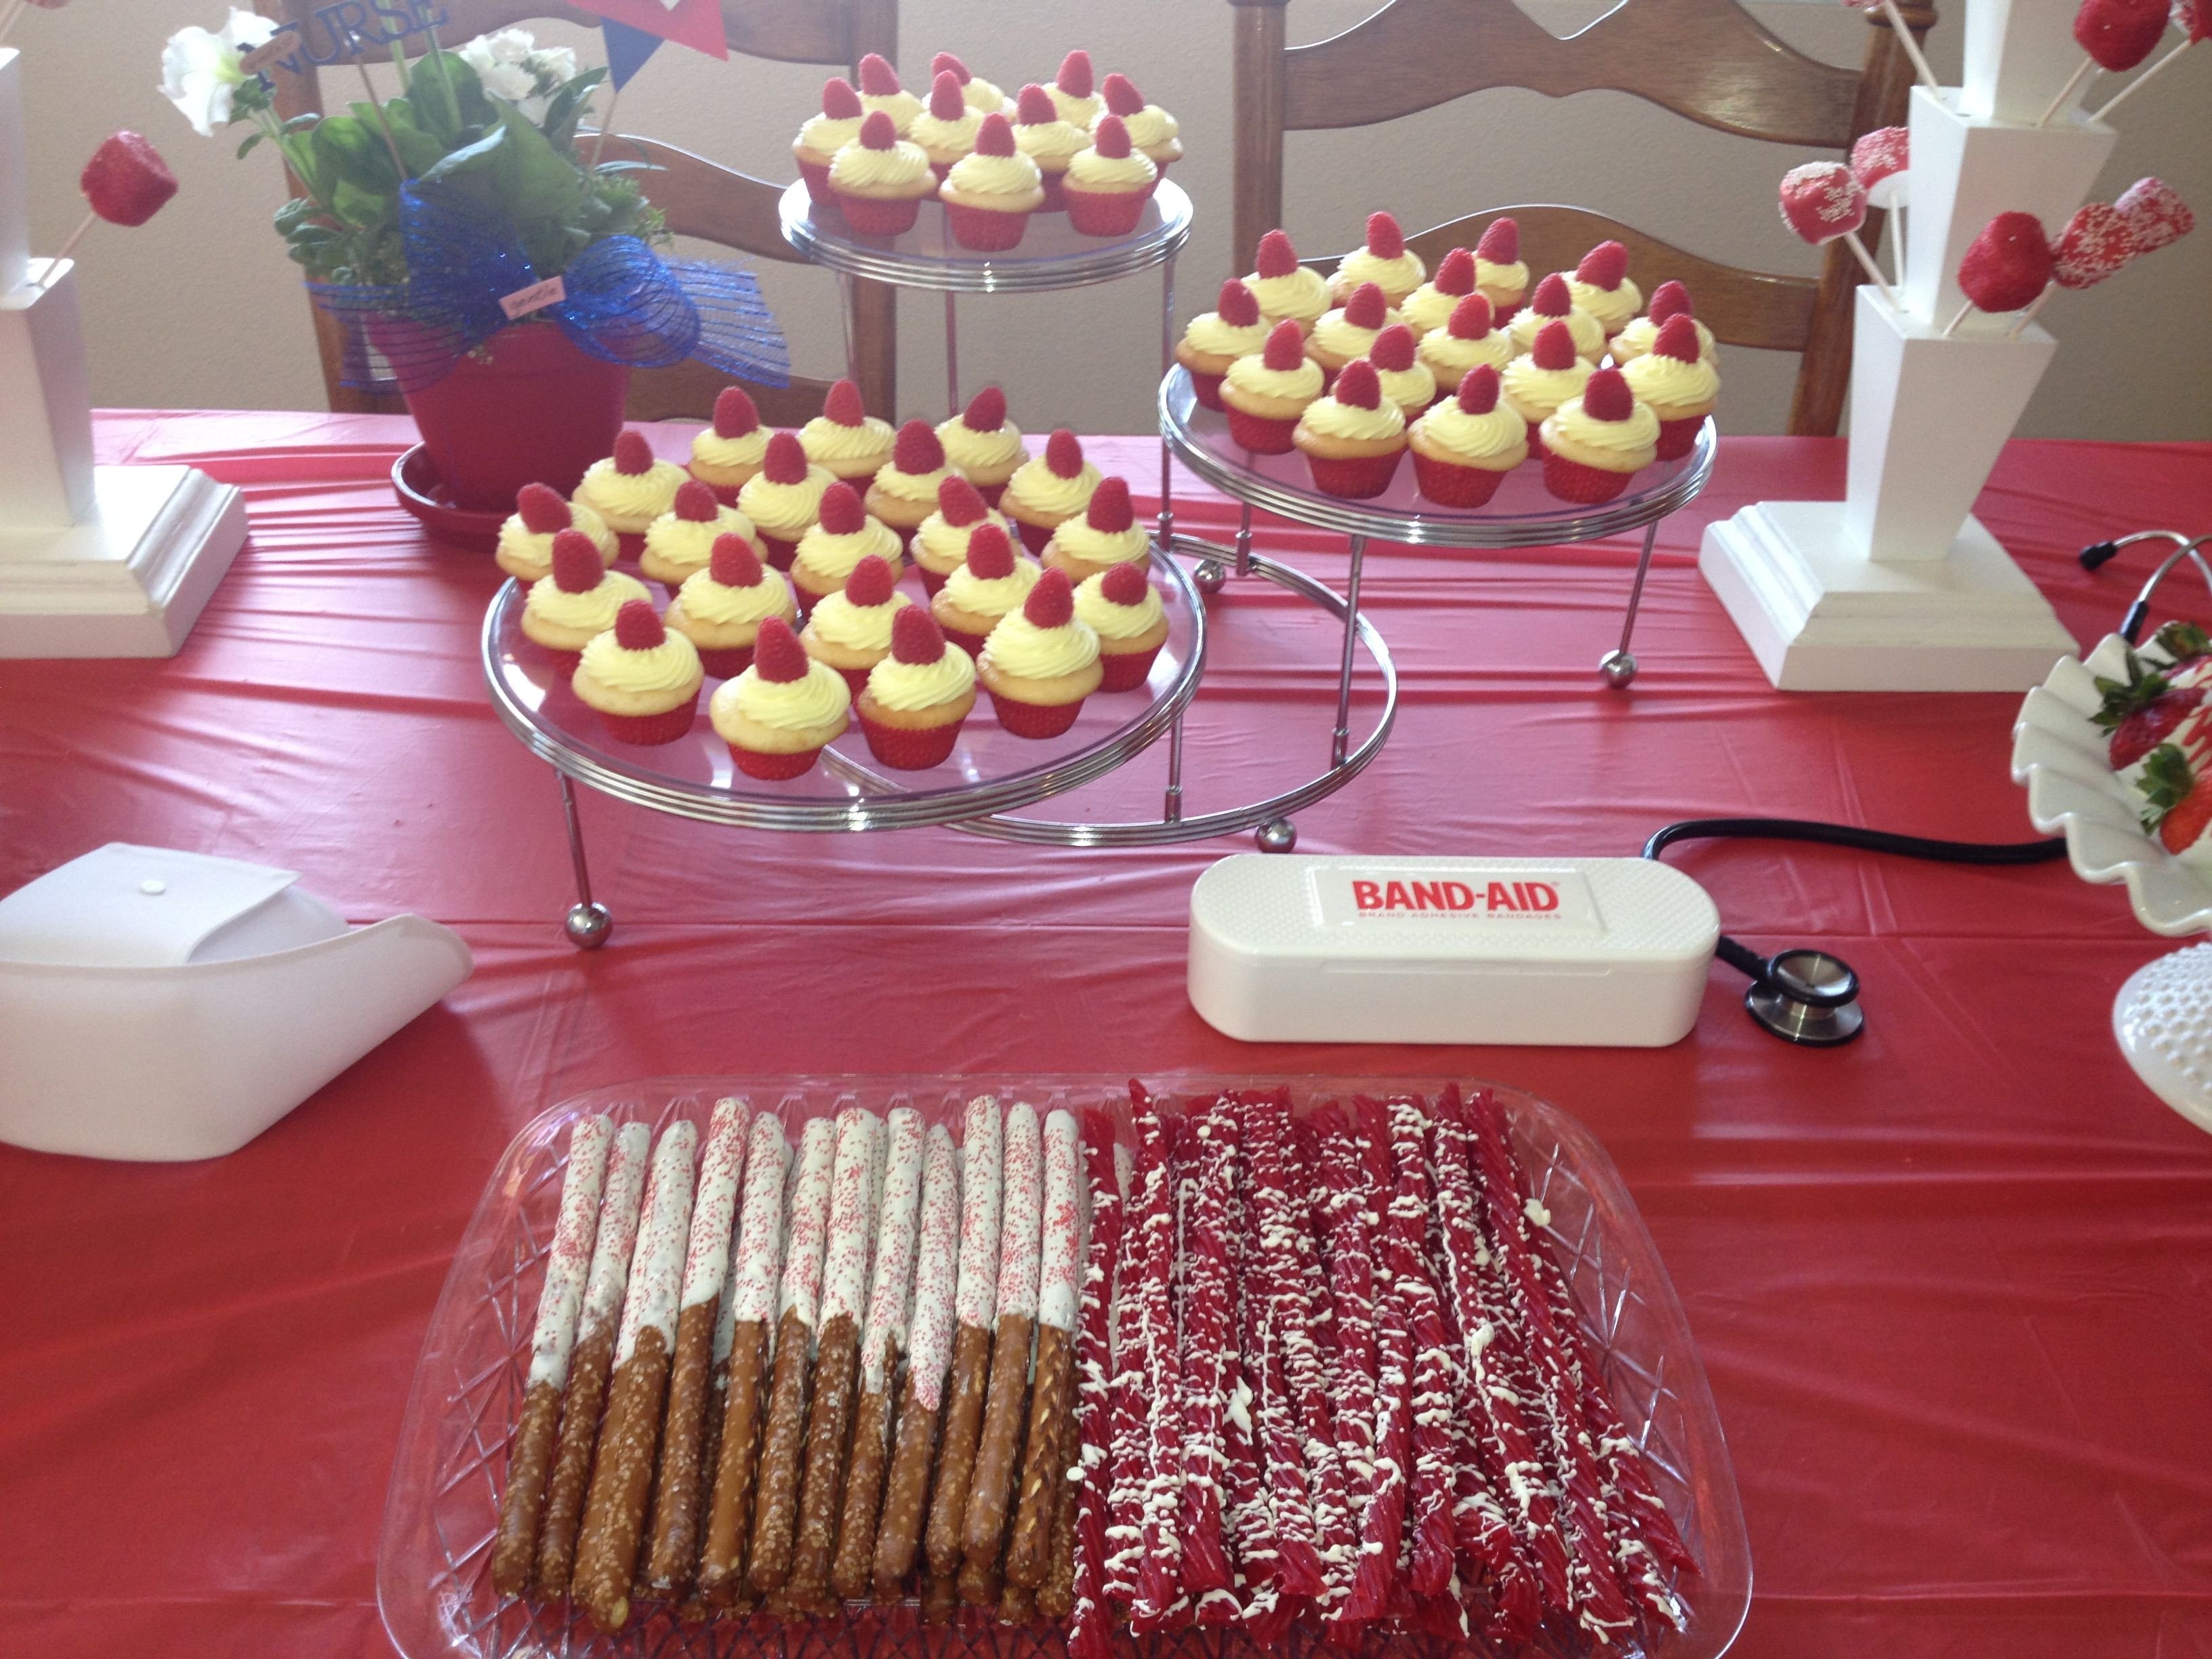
{"left": 1742, "top": 948, "right": 1864, "bottom": 1046}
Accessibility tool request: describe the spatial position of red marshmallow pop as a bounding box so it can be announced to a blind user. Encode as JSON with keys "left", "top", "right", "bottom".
{"left": 2091, "top": 0, "right": 2209, "bottom": 121}
{"left": 45, "top": 131, "right": 178, "bottom": 291}
{"left": 2041, "top": 0, "right": 2173, "bottom": 123}
{"left": 1778, "top": 161, "right": 1896, "bottom": 307}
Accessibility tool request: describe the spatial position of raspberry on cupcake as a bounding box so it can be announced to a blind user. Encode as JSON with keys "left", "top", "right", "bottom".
{"left": 1417, "top": 292, "right": 1513, "bottom": 391}
{"left": 573, "top": 598, "right": 704, "bottom": 746}
{"left": 1174, "top": 278, "right": 1270, "bottom": 411}
{"left": 934, "top": 386, "right": 1025, "bottom": 504}
{"left": 830, "top": 110, "right": 937, "bottom": 236}
{"left": 710, "top": 615, "right": 851, "bottom": 780}
{"left": 1610, "top": 280, "right": 1717, "bottom": 367}
{"left": 1401, "top": 245, "right": 1476, "bottom": 339}
{"left": 1064, "top": 113, "right": 1157, "bottom": 237}
{"left": 1307, "top": 281, "right": 1407, "bottom": 384}
{"left": 689, "top": 386, "right": 771, "bottom": 501}
{"left": 737, "top": 432, "right": 834, "bottom": 569}
{"left": 800, "top": 551, "right": 915, "bottom": 695}
{"left": 859, "top": 605, "right": 979, "bottom": 769}
{"left": 912, "top": 69, "right": 983, "bottom": 180}
{"left": 497, "top": 482, "right": 615, "bottom": 583}
{"left": 1565, "top": 239, "right": 1642, "bottom": 338}
{"left": 1042, "top": 476, "right": 1149, "bottom": 584}
{"left": 856, "top": 52, "right": 922, "bottom": 134}
{"left": 1075, "top": 560, "right": 1170, "bottom": 692}
{"left": 1330, "top": 211, "right": 1425, "bottom": 308}
{"left": 1507, "top": 272, "right": 1606, "bottom": 364}
{"left": 1620, "top": 314, "right": 1719, "bottom": 460}
{"left": 1095, "top": 72, "right": 1179, "bottom": 176}
{"left": 938, "top": 112, "right": 1044, "bottom": 251}
{"left": 1002, "top": 428, "right": 1103, "bottom": 554}
{"left": 1011, "top": 82, "right": 1086, "bottom": 212}
{"left": 576, "top": 428, "right": 688, "bottom": 541}
{"left": 1368, "top": 323, "right": 1437, "bottom": 420}
{"left": 933, "top": 50, "right": 1015, "bottom": 116}
{"left": 930, "top": 520, "right": 1042, "bottom": 657}
{"left": 521, "top": 528, "right": 651, "bottom": 662}
{"left": 1502, "top": 319, "right": 1595, "bottom": 454}
{"left": 1292, "top": 357, "right": 1408, "bottom": 499}
{"left": 912, "top": 474, "right": 1012, "bottom": 594}
{"left": 1540, "top": 365, "right": 1658, "bottom": 504}
{"left": 866, "top": 419, "right": 958, "bottom": 549}
{"left": 793, "top": 76, "right": 865, "bottom": 205}
{"left": 1241, "top": 227, "right": 1332, "bottom": 335}
{"left": 1046, "top": 49, "right": 1102, "bottom": 128}
{"left": 791, "top": 481, "right": 905, "bottom": 614}
{"left": 800, "top": 377, "right": 895, "bottom": 483}
{"left": 1409, "top": 364, "right": 1528, "bottom": 508}
{"left": 665, "top": 531, "right": 798, "bottom": 679}
{"left": 1221, "top": 319, "right": 1325, "bottom": 455}
{"left": 641, "top": 478, "right": 762, "bottom": 594}
{"left": 979, "top": 566, "right": 1102, "bottom": 737}
{"left": 1473, "top": 216, "right": 1530, "bottom": 321}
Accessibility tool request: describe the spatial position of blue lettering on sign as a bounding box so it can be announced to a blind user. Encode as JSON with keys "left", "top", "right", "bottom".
{"left": 267, "top": 0, "right": 449, "bottom": 73}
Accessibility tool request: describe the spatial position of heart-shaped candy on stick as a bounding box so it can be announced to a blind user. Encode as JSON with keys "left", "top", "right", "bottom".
{"left": 1943, "top": 211, "right": 2054, "bottom": 333}
{"left": 2044, "top": 0, "right": 2173, "bottom": 121}
{"left": 41, "top": 131, "right": 178, "bottom": 289}
{"left": 1779, "top": 161, "right": 1896, "bottom": 306}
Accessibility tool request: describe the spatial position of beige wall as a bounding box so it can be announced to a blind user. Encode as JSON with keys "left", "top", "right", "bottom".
{"left": 18, "top": 0, "right": 2211, "bottom": 438}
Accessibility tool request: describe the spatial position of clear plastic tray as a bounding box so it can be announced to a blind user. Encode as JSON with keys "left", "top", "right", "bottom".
{"left": 378, "top": 1077, "right": 1749, "bottom": 1659}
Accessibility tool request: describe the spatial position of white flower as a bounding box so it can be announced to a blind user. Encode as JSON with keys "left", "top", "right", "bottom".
{"left": 159, "top": 8, "right": 280, "bottom": 138}
{"left": 458, "top": 26, "right": 581, "bottom": 121}
{"left": 526, "top": 45, "right": 579, "bottom": 87}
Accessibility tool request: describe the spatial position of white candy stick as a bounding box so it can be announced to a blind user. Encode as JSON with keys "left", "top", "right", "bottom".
{"left": 578, "top": 1122, "right": 655, "bottom": 1347}
{"left": 1038, "top": 1109, "right": 1083, "bottom": 1335}
{"left": 2008, "top": 288, "right": 2053, "bottom": 339}
{"left": 777, "top": 1116, "right": 839, "bottom": 1333}
{"left": 955, "top": 1095, "right": 1004, "bottom": 1331}
{"left": 524, "top": 1115, "right": 613, "bottom": 1391}
{"left": 2039, "top": 57, "right": 2096, "bottom": 127}
{"left": 997, "top": 1102, "right": 1045, "bottom": 1324}
{"left": 1879, "top": 0, "right": 1938, "bottom": 91}
{"left": 907, "top": 1126, "right": 962, "bottom": 1411}
{"left": 822, "top": 1107, "right": 884, "bottom": 1330}
{"left": 681, "top": 1099, "right": 750, "bottom": 1318}
{"left": 861, "top": 1108, "right": 928, "bottom": 1395}
{"left": 616, "top": 1122, "right": 699, "bottom": 1366}
{"left": 2091, "top": 37, "right": 2195, "bottom": 123}
{"left": 729, "top": 1115, "right": 790, "bottom": 1336}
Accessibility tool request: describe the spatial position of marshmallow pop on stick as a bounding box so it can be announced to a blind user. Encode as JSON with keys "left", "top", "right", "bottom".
{"left": 962, "top": 1099, "right": 1045, "bottom": 1603}
{"left": 747, "top": 1114, "right": 837, "bottom": 1595}
{"left": 925, "top": 1096, "right": 1003, "bottom": 1578}
{"left": 1005, "top": 1109, "right": 1084, "bottom": 1589}
{"left": 2041, "top": 0, "right": 2173, "bottom": 123}
{"left": 2095, "top": 0, "right": 2209, "bottom": 120}
{"left": 1942, "top": 211, "right": 2055, "bottom": 334}
{"left": 1778, "top": 161, "right": 1896, "bottom": 308}
{"left": 874, "top": 1122, "right": 962, "bottom": 1599}
{"left": 42, "top": 131, "right": 179, "bottom": 291}
{"left": 1849, "top": 126, "right": 1910, "bottom": 285}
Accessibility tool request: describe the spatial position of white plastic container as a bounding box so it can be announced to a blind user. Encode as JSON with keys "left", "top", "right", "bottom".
{"left": 1187, "top": 854, "right": 1720, "bottom": 1046}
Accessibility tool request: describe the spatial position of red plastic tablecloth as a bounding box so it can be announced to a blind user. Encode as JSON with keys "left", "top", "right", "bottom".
{"left": 3, "top": 412, "right": 2211, "bottom": 1659}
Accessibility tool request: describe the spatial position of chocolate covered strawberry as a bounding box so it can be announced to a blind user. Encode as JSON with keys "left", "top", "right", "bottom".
{"left": 2137, "top": 741, "right": 2212, "bottom": 854}
{"left": 2093, "top": 650, "right": 2205, "bottom": 768}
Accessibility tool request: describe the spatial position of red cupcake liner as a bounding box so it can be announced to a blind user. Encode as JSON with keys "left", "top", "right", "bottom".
{"left": 1525, "top": 419, "right": 1548, "bottom": 458}
{"left": 1494, "top": 300, "right": 1524, "bottom": 325}
{"left": 1036, "top": 173, "right": 1068, "bottom": 213}
{"left": 916, "top": 565, "right": 951, "bottom": 598}
{"left": 699, "top": 479, "right": 744, "bottom": 509}
{"left": 696, "top": 646, "right": 754, "bottom": 680}
{"left": 1188, "top": 369, "right": 1227, "bottom": 412}
{"left": 1654, "top": 415, "right": 1704, "bottom": 462}
{"left": 1412, "top": 448, "right": 1508, "bottom": 508}
{"left": 1303, "top": 447, "right": 1406, "bottom": 501}
{"left": 1014, "top": 518, "right": 1057, "bottom": 556}
{"left": 596, "top": 696, "right": 699, "bottom": 746}
{"left": 944, "top": 200, "right": 1031, "bottom": 251}
{"left": 527, "top": 642, "right": 583, "bottom": 675}
{"left": 975, "top": 480, "right": 1008, "bottom": 510}
{"left": 1224, "top": 406, "right": 1300, "bottom": 455}
{"left": 929, "top": 161, "right": 954, "bottom": 186}
{"left": 1065, "top": 185, "right": 1149, "bottom": 237}
{"left": 1542, "top": 451, "right": 1635, "bottom": 504}
{"left": 1316, "top": 363, "right": 1341, "bottom": 396}
{"left": 833, "top": 662, "right": 876, "bottom": 698}
{"left": 1097, "top": 642, "right": 1164, "bottom": 693}
{"left": 836, "top": 191, "right": 924, "bottom": 236}
{"left": 615, "top": 530, "right": 647, "bottom": 562}
{"left": 990, "top": 690, "right": 1085, "bottom": 737}
{"left": 731, "top": 743, "right": 823, "bottom": 780}
{"left": 759, "top": 532, "right": 798, "bottom": 571}
{"left": 859, "top": 710, "right": 966, "bottom": 769}
{"left": 798, "top": 159, "right": 834, "bottom": 205}
{"left": 942, "top": 623, "right": 991, "bottom": 659}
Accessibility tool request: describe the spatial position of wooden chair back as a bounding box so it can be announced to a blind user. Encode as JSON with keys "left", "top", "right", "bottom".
{"left": 1227, "top": 0, "right": 1936, "bottom": 435}
{"left": 270, "top": 0, "right": 897, "bottom": 425}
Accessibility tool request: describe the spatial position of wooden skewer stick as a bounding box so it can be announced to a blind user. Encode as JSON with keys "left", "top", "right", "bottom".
{"left": 0, "top": 0, "right": 30, "bottom": 49}
{"left": 1879, "top": 0, "right": 1941, "bottom": 91}
{"left": 1843, "top": 231, "right": 1898, "bottom": 310}
{"left": 1941, "top": 298, "right": 1975, "bottom": 337}
{"left": 36, "top": 211, "right": 96, "bottom": 290}
{"left": 2039, "top": 58, "right": 2097, "bottom": 127}
{"left": 2007, "top": 288, "right": 2053, "bottom": 340}
{"left": 2091, "top": 38, "right": 2197, "bottom": 123}
{"left": 587, "top": 87, "right": 621, "bottom": 173}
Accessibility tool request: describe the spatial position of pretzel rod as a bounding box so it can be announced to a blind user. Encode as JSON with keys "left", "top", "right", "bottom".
{"left": 492, "top": 1115, "right": 613, "bottom": 1597}
{"left": 644, "top": 1099, "right": 750, "bottom": 1595}
{"left": 672, "top": 1345, "right": 728, "bottom": 1622}
{"left": 697, "top": 1113, "right": 790, "bottom": 1607}
{"left": 925, "top": 1322, "right": 994, "bottom": 1579}
{"left": 1380, "top": 1096, "right": 1460, "bottom": 1602}
{"left": 875, "top": 1124, "right": 960, "bottom": 1599}
{"left": 536, "top": 1120, "right": 654, "bottom": 1595}
{"left": 1038, "top": 1401, "right": 1079, "bottom": 1620}
{"left": 962, "top": 1101, "right": 1042, "bottom": 1596}
{"left": 1050, "top": 1106, "right": 1122, "bottom": 1636}
{"left": 921, "top": 1569, "right": 959, "bottom": 1623}
{"left": 926, "top": 1097, "right": 1002, "bottom": 1578}
{"left": 1173, "top": 1094, "right": 1240, "bottom": 1620}
{"left": 574, "top": 1120, "right": 700, "bottom": 1631}
{"left": 1225, "top": 1176, "right": 1284, "bottom": 1635}
{"left": 747, "top": 1115, "right": 837, "bottom": 1595}
{"left": 1304, "top": 1106, "right": 1383, "bottom": 1638}
{"left": 1000, "top": 1578, "right": 1036, "bottom": 1625}
{"left": 1125, "top": 1086, "right": 1189, "bottom": 1631}
{"left": 1338, "top": 1096, "right": 1412, "bottom": 1625}
{"left": 1099, "top": 1105, "right": 1153, "bottom": 1613}
{"left": 1006, "top": 1109, "right": 1082, "bottom": 1587}
{"left": 1284, "top": 1118, "right": 1361, "bottom": 1627}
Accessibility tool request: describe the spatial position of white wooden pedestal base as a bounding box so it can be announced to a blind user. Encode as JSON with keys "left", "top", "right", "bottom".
{"left": 1698, "top": 499, "right": 2075, "bottom": 691}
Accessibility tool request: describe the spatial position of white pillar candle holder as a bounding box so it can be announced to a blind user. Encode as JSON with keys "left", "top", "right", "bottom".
{"left": 0, "top": 52, "right": 26, "bottom": 293}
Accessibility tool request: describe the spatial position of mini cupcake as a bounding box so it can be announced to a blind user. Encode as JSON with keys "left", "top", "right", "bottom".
{"left": 1508, "top": 273, "right": 1606, "bottom": 364}
{"left": 865, "top": 419, "right": 957, "bottom": 550}
{"left": 979, "top": 567, "right": 1102, "bottom": 737}
{"left": 1307, "top": 281, "right": 1407, "bottom": 384}
{"left": 1610, "top": 279, "right": 1717, "bottom": 367}
{"left": 1042, "top": 476, "right": 1148, "bottom": 584}
{"left": 912, "top": 474, "right": 1011, "bottom": 594}
{"left": 1076, "top": 560, "right": 1170, "bottom": 691}
{"left": 737, "top": 432, "right": 835, "bottom": 570}
{"left": 830, "top": 110, "right": 936, "bottom": 236}
{"left": 791, "top": 481, "right": 905, "bottom": 614}
{"left": 792, "top": 77, "right": 865, "bottom": 205}
{"left": 933, "top": 51, "right": 1015, "bottom": 117}
{"left": 1174, "top": 279, "right": 1270, "bottom": 411}
{"left": 856, "top": 53, "right": 923, "bottom": 134}
{"left": 665, "top": 532, "right": 798, "bottom": 678}
{"left": 1011, "top": 83, "right": 1086, "bottom": 212}
{"left": 576, "top": 429, "right": 689, "bottom": 541}
{"left": 689, "top": 386, "right": 771, "bottom": 501}
{"left": 1565, "top": 240, "right": 1642, "bottom": 339}
{"left": 1096, "top": 73, "right": 1180, "bottom": 177}
{"left": 1417, "top": 293, "right": 1513, "bottom": 390}
{"left": 1619, "top": 314, "right": 1719, "bottom": 460}
{"left": 1242, "top": 228, "right": 1332, "bottom": 335}
{"left": 710, "top": 615, "right": 851, "bottom": 780}
{"left": 497, "top": 483, "right": 617, "bottom": 583}
{"left": 1002, "top": 428, "right": 1103, "bottom": 554}
{"left": 1409, "top": 364, "right": 1528, "bottom": 508}
{"left": 912, "top": 70, "right": 983, "bottom": 180}
{"left": 1064, "top": 115, "right": 1157, "bottom": 237}
{"left": 521, "top": 529, "right": 652, "bottom": 663}
{"left": 800, "top": 377, "right": 897, "bottom": 483}
{"left": 1474, "top": 216, "right": 1530, "bottom": 321}
{"left": 1401, "top": 245, "right": 1477, "bottom": 339}
{"left": 801, "top": 552, "right": 914, "bottom": 695}
{"left": 1292, "top": 359, "right": 1408, "bottom": 499}
{"left": 573, "top": 599, "right": 704, "bottom": 746}
{"left": 938, "top": 112, "right": 1044, "bottom": 251}
{"left": 1368, "top": 323, "right": 1437, "bottom": 422}
{"left": 1220, "top": 319, "right": 1325, "bottom": 454}
{"left": 1046, "top": 49, "right": 1102, "bottom": 128}
{"left": 1540, "top": 366, "right": 1658, "bottom": 504}
{"left": 934, "top": 386, "right": 1025, "bottom": 504}
{"left": 859, "top": 606, "right": 979, "bottom": 769}
{"left": 641, "top": 478, "right": 761, "bottom": 595}
{"left": 1502, "top": 321, "right": 1595, "bottom": 455}
{"left": 1330, "top": 211, "right": 1426, "bottom": 308}
{"left": 931, "top": 520, "right": 1042, "bottom": 657}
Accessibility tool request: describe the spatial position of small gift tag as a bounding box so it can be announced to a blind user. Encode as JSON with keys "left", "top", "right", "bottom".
{"left": 499, "top": 275, "right": 567, "bottom": 320}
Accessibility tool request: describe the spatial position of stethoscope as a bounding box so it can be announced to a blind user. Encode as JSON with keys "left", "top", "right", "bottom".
{"left": 2081, "top": 530, "right": 2212, "bottom": 644}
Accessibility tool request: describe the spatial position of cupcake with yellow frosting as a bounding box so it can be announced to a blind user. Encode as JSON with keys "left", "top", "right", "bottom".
{"left": 912, "top": 70, "right": 983, "bottom": 180}
{"left": 1610, "top": 280, "right": 1717, "bottom": 368}
{"left": 1403, "top": 246, "right": 1477, "bottom": 339}
{"left": 931, "top": 520, "right": 1043, "bottom": 657}
{"left": 800, "top": 378, "right": 896, "bottom": 483}
{"left": 913, "top": 474, "right": 1011, "bottom": 594}
{"left": 800, "top": 552, "right": 915, "bottom": 695}
{"left": 1540, "top": 366, "right": 1658, "bottom": 504}
{"left": 576, "top": 429, "right": 689, "bottom": 545}
{"left": 1042, "top": 476, "right": 1149, "bottom": 584}
{"left": 1418, "top": 293, "right": 1514, "bottom": 394}
{"left": 933, "top": 52, "right": 1015, "bottom": 117}
{"left": 1097, "top": 73, "right": 1180, "bottom": 178}
{"left": 522, "top": 529, "right": 652, "bottom": 662}
{"left": 979, "top": 567, "right": 1102, "bottom": 737}
{"left": 935, "top": 386, "right": 1025, "bottom": 504}
{"left": 1064, "top": 115, "right": 1157, "bottom": 237}
{"left": 1012, "top": 83, "right": 1086, "bottom": 213}
{"left": 1242, "top": 229, "right": 1332, "bottom": 335}
{"left": 497, "top": 483, "right": 616, "bottom": 583}
{"left": 1307, "top": 281, "right": 1407, "bottom": 385}
{"left": 831, "top": 110, "right": 936, "bottom": 236}
{"left": 1329, "top": 211, "right": 1425, "bottom": 308}
{"left": 573, "top": 599, "right": 703, "bottom": 746}
{"left": 1221, "top": 319, "right": 1326, "bottom": 455}
{"left": 791, "top": 482, "right": 905, "bottom": 614}
{"left": 1002, "top": 428, "right": 1103, "bottom": 554}
{"left": 865, "top": 420, "right": 958, "bottom": 549}
{"left": 665, "top": 532, "right": 798, "bottom": 678}
{"left": 1474, "top": 217, "right": 1530, "bottom": 321}
{"left": 855, "top": 54, "right": 923, "bottom": 135}
{"left": 1620, "top": 314, "right": 1719, "bottom": 460}
{"left": 737, "top": 432, "right": 835, "bottom": 569}
{"left": 1175, "top": 279, "right": 1271, "bottom": 411}
{"left": 710, "top": 615, "right": 851, "bottom": 779}
{"left": 859, "top": 605, "right": 978, "bottom": 769}
{"left": 1368, "top": 323, "right": 1437, "bottom": 420}
{"left": 1502, "top": 321, "right": 1595, "bottom": 455}
{"left": 1509, "top": 273, "right": 1605, "bottom": 364}
{"left": 689, "top": 387, "right": 771, "bottom": 502}
{"left": 1046, "top": 50, "right": 1102, "bottom": 129}
{"left": 1076, "top": 560, "right": 1170, "bottom": 692}
{"left": 1410, "top": 364, "right": 1528, "bottom": 507}
{"left": 1565, "top": 240, "right": 1641, "bottom": 338}
{"left": 792, "top": 77, "right": 865, "bottom": 205}
{"left": 640, "top": 478, "right": 760, "bottom": 594}
{"left": 1292, "top": 359, "right": 1408, "bottom": 499}
{"left": 938, "top": 112, "right": 1044, "bottom": 251}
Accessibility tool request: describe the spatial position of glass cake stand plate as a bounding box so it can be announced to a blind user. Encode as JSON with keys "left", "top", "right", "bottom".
{"left": 780, "top": 179, "right": 1194, "bottom": 293}
{"left": 379, "top": 1075, "right": 1750, "bottom": 1659}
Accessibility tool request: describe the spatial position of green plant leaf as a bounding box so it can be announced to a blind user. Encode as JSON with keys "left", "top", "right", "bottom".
{"left": 274, "top": 196, "right": 321, "bottom": 237}
{"left": 312, "top": 115, "right": 400, "bottom": 194}
{"left": 419, "top": 121, "right": 508, "bottom": 188}
{"left": 490, "top": 108, "right": 583, "bottom": 222}
{"left": 237, "top": 130, "right": 264, "bottom": 159}
{"left": 538, "top": 68, "right": 607, "bottom": 153}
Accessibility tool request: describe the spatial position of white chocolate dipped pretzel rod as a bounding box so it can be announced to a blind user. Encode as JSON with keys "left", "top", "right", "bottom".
{"left": 875, "top": 1120, "right": 961, "bottom": 1599}
{"left": 961, "top": 1099, "right": 1044, "bottom": 1602}
{"left": 925, "top": 1094, "right": 1003, "bottom": 1580}
{"left": 1006, "top": 1107, "right": 1084, "bottom": 1590}
{"left": 748, "top": 1113, "right": 837, "bottom": 1597}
